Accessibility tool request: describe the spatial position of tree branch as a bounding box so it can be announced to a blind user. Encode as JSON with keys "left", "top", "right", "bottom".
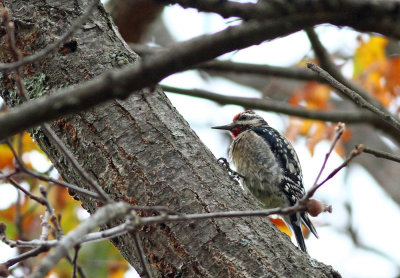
{"left": 0, "top": 16, "right": 323, "bottom": 141}
{"left": 358, "top": 145, "right": 400, "bottom": 164}
{"left": 161, "top": 85, "right": 373, "bottom": 124}
{"left": 4, "top": 0, "right": 400, "bottom": 141}
{"left": 30, "top": 202, "right": 131, "bottom": 278}
{"left": 306, "top": 28, "right": 387, "bottom": 111}
{"left": 41, "top": 124, "right": 110, "bottom": 202}
{"left": 307, "top": 63, "right": 400, "bottom": 131}
{"left": 129, "top": 44, "right": 326, "bottom": 83}
{"left": 6, "top": 140, "right": 101, "bottom": 200}
{"left": 198, "top": 60, "right": 326, "bottom": 82}
{"left": 166, "top": 0, "right": 400, "bottom": 41}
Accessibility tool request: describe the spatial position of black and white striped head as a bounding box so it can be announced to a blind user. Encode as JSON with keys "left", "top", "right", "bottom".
{"left": 212, "top": 110, "right": 268, "bottom": 138}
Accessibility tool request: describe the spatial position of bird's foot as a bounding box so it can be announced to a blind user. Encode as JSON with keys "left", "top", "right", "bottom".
{"left": 217, "top": 157, "right": 244, "bottom": 181}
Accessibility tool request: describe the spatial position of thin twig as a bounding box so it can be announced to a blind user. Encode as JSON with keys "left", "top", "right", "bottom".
{"left": 3, "top": 10, "right": 28, "bottom": 101}
{"left": 15, "top": 191, "right": 23, "bottom": 241}
{"left": 39, "top": 186, "right": 63, "bottom": 238}
{"left": 0, "top": 168, "right": 46, "bottom": 205}
{"left": 0, "top": 0, "right": 98, "bottom": 73}
{"left": 6, "top": 140, "right": 101, "bottom": 200}
{"left": 306, "top": 145, "right": 364, "bottom": 199}
{"left": 25, "top": 168, "right": 101, "bottom": 200}
{"left": 5, "top": 143, "right": 89, "bottom": 276}
{"left": 30, "top": 202, "right": 131, "bottom": 278}
{"left": 358, "top": 145, "right": 400, "bottom": 163}
{"left": 41, "top": 123, "right": 111, "bottom": 203}
{"left": 307, "top": 62, "right": 400, "bottom": 131}
{"left": 0, "top": 170, "right": 17, "bottom": 180}
{"left": 132, "top": 231, "right": 153, "bottom": 278}
{"left": 312, "top": 123, "right": 345, "bottom": 187}
{"left": 5, "top": 246, "right": 49, "bottom": 267}
{"left": 161, "top": 85, "right": 373, "bottom": 124}
{"left": 39, "top": 203, "right": 52, "bottom": 241}
{"left": 306, "top": 28, "right": 383, "bottom": 108}
{"left": 72, "top": 245, "right": 80, "bottom": 278}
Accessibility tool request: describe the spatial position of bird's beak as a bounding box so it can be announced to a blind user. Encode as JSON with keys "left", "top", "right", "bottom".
{"left": 211, "top": 123, "right": 234, "bottom": 130}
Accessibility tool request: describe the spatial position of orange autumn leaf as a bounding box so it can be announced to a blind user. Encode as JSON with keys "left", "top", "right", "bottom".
{"left": 353, "top": 36, "right": 388, "bottom": 76}
{"left": 0, "top": 133, "right": 41, "bottom": 170}
{"left": 352, "top": 36, "right": 400, "bottom": 107}
{"left": 285, "top": 118, "right": 303, "bottom": 142}
{"left": 288, "top": 91, "right": 303, "bottom": 106}
{"left": 269, "top": 217, "right": 311, "bottom": 238}
{"left": 20, "top": 132, "right": 40, "bottom": 153}
{"left": 341, "top": 127, "right": 352, "bottom": 142}
{"left": 303, "top": 82, "right": 331, "bottom": 110}
{"left": 287, "top": 119, "right": 349, "bottom": 158}
{"left": 109, "top": 268, "right": 128, "bottom": 278}
{"left": 306, "top": 122, "right": 328, "bottom": 156}
{"left": 385, "top": 57, "right": 400, "bottom": 97}
{"left": 0, "top": 204, "right": 18, "bottom": 222}
{"left": 286, "top": 81, "right": 334, "bottom": 154}
{"left": 50, "top": 186, "right": 70, "bottom": 211}
{"left": 299, "top": 119, "right": 314, "bottom": 136}
{"left": 0, "top": 144, "right": 14, "bottom": 169}
{"left": 108, "top": 261, "right": 129, "bottom": 278}
{"left": 290, "top": 82, "right": 331, "bottom": 110}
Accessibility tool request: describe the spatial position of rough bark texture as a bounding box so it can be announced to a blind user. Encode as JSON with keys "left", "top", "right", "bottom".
{"left": 0, "top": 1, "right": 340, "bottom": 277}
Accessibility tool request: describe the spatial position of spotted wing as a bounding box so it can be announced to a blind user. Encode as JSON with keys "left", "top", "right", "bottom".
{"left": 253, "top": 127, "right": 305, "bottom": 205}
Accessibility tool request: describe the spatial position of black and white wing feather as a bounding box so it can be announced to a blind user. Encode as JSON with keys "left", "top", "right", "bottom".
{"left": 253, "top": 126, "right": 305, "bottom": 205}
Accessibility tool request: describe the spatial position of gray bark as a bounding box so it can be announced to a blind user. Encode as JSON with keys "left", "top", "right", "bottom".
{"left": 0, "top": 1, "right": 340, "bottom": 277}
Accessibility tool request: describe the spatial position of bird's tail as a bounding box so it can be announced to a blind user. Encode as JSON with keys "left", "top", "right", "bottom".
{"left": 289, "top": 213, "right": 307, "bottom": 253}
{"left": 284, "top": 212, "right": 318, "bottom": 253}
{"left": 301, "top": 212, "right": 318, "bottom": 239}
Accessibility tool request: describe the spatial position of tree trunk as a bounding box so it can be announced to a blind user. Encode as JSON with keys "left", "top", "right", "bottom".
{"left": 0, "top": 1, "right": 340, "bottom": 277}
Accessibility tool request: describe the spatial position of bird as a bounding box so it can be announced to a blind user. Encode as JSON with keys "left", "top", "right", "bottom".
{"left": 212, "top": 110, "right": 318, "bottom": 252}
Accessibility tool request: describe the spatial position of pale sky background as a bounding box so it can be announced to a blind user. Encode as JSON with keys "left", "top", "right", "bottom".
{"left": 1, "top": 2, "right": 400, "bottom": 278}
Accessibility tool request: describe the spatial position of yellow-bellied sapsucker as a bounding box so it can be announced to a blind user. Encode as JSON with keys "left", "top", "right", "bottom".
{"left": 212, "top": 110, "right": 318, "bottom": 252}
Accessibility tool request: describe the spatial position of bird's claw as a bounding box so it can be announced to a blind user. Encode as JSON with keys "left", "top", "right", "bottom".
{"left": 217, "top": 157, "right": 244, "bottom": 181}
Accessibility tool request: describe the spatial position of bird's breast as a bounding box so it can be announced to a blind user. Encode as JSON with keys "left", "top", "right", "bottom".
{"left": 229, "top": 130, "right": 283, "bottom": 195}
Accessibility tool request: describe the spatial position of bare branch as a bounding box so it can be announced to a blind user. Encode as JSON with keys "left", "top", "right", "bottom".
{"left": 129, "top": 44, "right": 325, "bottom": 83}
{"left": 198, "top": 60, "right": 326, "bottom": 82}
{"left": 307, "top": 145, "right": 364, "bottom": 199}
{"left": 165, "top": 0, "right": 400, "bottom": 41}
{"left": 0, "top": 15, "right": 341, "bottom": 141}
{"left": 6, "top": 139, "right": 101, "bottom": 200}
{"left": 5, "top": 246, "right": 49, "bottom": 268}
{"left": 41, "top": 124, "right": 111, "bottom": 203}
{"left": 161, "top": 85, "right": 373, "bottom": 124}
{"left": 312, "top": 123, "right": 345, "bottom": 187}
{"left": 307, "top": 62, "right": 400, "bottom": 131}
{"left": 358, "top": 145, "right": 400, "bottom": 163}
{"left": 0, "top": 169, "right": 46, "bottom": 205}
{"left": 306, "top": 28, "right": 381, "bottom": 108}
{"left": 72, "top": 245, "right": 80, "bottom": 278}
{"left": 29, "top": 202, "right": 131, "bottom": 278}
{"left": 132, "top": 231, "right": 153, "bottom": 278}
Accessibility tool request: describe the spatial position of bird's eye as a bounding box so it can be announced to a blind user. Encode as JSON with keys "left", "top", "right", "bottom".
{"left": 239, "top": 114, "right": 247, "bottom": 120}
